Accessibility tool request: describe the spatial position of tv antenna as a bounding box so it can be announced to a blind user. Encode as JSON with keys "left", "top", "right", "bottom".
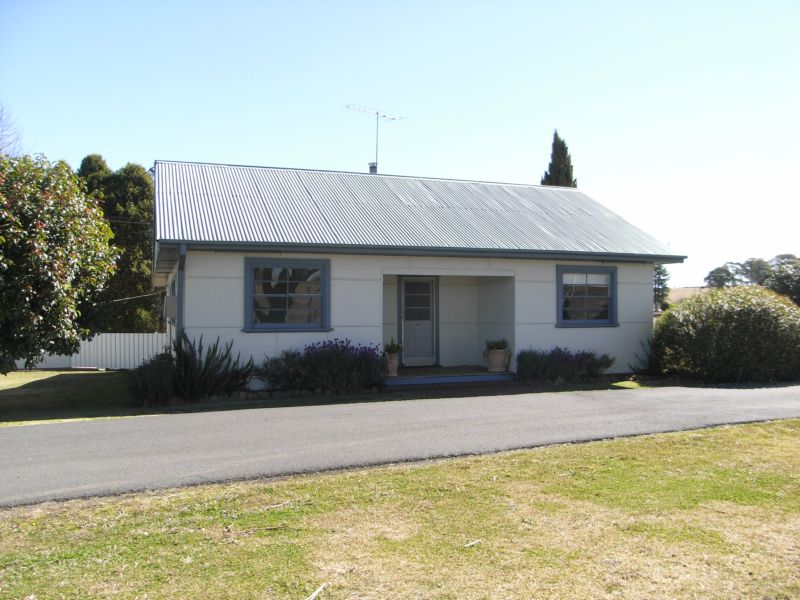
{"left": 346, "top": 104, "right": 404, "bottom": 173}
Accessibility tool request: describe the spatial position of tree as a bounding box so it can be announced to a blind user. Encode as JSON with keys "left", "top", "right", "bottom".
{"left": 704, "top": 265, "right": 737, "bottom": 288}
{"left": 77, "top": 154, "right": 111, "bottom": 195}
{"left": 764, "top": 259, "right": 800, "bottom": 305}
{"left": 0, "top": 104, "right": 22, "bottom": 156}
{"left": 653, "top": 264, "right": 670, "bottom": 310}
{"left": 540, "top": 130, "right": 577, "bottom": 187}
{"left": 735, "top": 258, "right": 771, "bottom": 285}
{"left": 77, "top": 156, "right": 163, "bottom": 333}
{"left": 772, "top": 254, "right": 797, "bottom": 266}
{"left": 0, "top": 155, "right": 117, "bottom": 373}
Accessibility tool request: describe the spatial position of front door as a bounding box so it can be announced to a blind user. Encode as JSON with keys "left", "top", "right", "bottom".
{"left": 401, "top": 278, "right": 436, "bottom": 366}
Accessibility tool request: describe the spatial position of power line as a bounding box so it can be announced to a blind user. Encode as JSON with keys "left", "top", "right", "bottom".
{"left": 103, "top": 290, "right": 164, "bottom": 304}
{"left": 106, "top": 218, "right": 152, "bottom": 226}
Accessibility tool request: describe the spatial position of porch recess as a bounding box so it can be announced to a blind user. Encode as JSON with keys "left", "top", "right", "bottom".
{"left": 383, "top": 274, "right": 515, "bottom": 369}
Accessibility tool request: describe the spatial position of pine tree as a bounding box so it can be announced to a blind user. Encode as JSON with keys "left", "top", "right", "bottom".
{"left": 540, "top": 130, "right": 577, "bottom": 187}
{"left": 653, "top": 264, "right": 670, "bottom": 310}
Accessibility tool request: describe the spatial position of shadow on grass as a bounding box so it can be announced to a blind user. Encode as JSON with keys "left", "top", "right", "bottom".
{"left": 2, "top": 370, "right": 797, "bottom": 426}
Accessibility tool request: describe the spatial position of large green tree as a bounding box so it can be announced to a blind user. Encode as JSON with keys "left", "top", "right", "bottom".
{"left": 0, "top": 155, "right": 117, "bottom": 372}
{"left": 764, "top": 260, "right": 800, "bottom": 305}
{"left": 77, "top": 155, "right": 163, "bottom": 332}
{"left": 703, "top": 254, "right": 799, "bottom": 305}
{"left": 704, "top": 265, "right": 738, "bottom": 288}
{"left": 540, "top": 130, "right": 577, "bottom": 187}
{"left": 76, "top": 153, "right": 111, "bottom": 195}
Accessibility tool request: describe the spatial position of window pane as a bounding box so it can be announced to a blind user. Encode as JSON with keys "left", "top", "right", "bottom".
{"left": 562, "top": 273, "right": 586, "bottom": 285}
{"left": 286, "top": 268, "right": 321, "bottom": 283}
{"left": 256, "top": 280, "right": 287, "bottom": 294}
{"left": 586, "top": 285, "right": 610, "bottom": 297}
{"left": 586, "top": 273, "right": 610, "bottom": 285}
{"left": 585, "top": 298, "right": 610, "bottom": 320}
{"left": 255, "top": 295, "right": 288, "bottom": 311}
{"left": 294, "top": 280, "right": 321, "bottom": 295}
{"left": 287, "top": 295, "right": 322, "bottom": 324}
{"left": 405, "top": 294, "right": 430, "bottom": 308}
{"left": 563, "top": 306, "right": 586, "bottom": 321}
{"left": 562, "top": 297, "right": 585, "bottom": 320}
{"left": 254, "top": 309, "right": 287, "bottom": 324}
{"left": 563, "top": 284, "right": 587, "bottom": 297}
{"left": 257, "top": 268, "right": 290, "bottom": 283}
{"left": 405, "top": 308, "right": 430, "bottom": 321}
{"left": 405, "top": 282, "right": 430, "bottom": 294}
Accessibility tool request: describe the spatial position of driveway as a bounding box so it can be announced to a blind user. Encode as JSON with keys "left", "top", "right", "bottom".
{"left": 2, "top": 385, "right": 800, "bottom": 506}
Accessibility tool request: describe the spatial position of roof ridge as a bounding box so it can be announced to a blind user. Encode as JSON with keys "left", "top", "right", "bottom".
{"left": 152, "top": 159, "right": 583, "bottom": 191}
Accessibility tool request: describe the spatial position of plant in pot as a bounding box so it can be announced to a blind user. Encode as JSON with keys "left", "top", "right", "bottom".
{"left": 384, "top": 338, "right": 402, "bottom": 377}
{"left": 484, "top": 339, "right": 511, "bottom": 373}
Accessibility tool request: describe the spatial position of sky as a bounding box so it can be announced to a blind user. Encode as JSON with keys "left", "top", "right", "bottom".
{"left": 1, "top": 0, "right": 798, "bottom": 287}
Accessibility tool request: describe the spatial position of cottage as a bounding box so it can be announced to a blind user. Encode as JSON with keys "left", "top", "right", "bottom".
{"left": 152, "top": 161, "right": 684, "bottom": 375}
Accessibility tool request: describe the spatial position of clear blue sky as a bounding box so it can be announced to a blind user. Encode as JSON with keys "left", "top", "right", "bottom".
{"left": 2, "top": 0, "right": 798, "bottom": 286}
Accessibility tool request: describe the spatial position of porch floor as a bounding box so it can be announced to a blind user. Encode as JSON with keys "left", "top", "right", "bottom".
{"left": 387, "top": 365, "right": 516, "bottom": 387}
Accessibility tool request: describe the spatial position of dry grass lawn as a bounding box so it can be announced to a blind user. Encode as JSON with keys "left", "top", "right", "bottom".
{"left": 1, "top": 420, "right": 799, "bottom": 598}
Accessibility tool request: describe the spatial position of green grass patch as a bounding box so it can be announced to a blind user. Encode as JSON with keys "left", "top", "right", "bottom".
{"left": 2, "top": 420, "right": 800, "bottom": 597}
{"left": 0, "top": 370, "right": 134, "bottom": 424}
{"left": 622, "top": 521, "right": 733, "bottom": 551}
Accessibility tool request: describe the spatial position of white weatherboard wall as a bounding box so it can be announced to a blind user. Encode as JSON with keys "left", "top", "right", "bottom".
{"left": 183, "top": 251, "right": 653, "bottom": 373}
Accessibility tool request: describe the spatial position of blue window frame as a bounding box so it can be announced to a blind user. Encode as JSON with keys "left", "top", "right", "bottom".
{"left": 556, "top": 265, "right": 618, "bottom": 327}
{"left": 244, "top": 257, "right": 331, "bottom": 332}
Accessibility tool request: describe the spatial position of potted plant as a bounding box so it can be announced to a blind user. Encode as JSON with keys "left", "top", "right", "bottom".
{"left": 384, "top": 338, "right": 402, "bottom": 377}
{"left": 484, "top": 339, "right": 511, "bottom": 373}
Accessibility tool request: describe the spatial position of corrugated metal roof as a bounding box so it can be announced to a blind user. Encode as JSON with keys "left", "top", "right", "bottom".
{"left": 153, "top": 160, "right": 683, "bottom": 261}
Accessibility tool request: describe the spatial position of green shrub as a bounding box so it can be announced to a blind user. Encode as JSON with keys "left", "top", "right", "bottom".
{"left": 485, "top": 338, "right": 509, "bottom": 351}
{"left": 128, "top": 334, "right": 254, "bottom": 405}
{"left": 128, "top": 352, "right": 175, "bottom": 406}
{"left": 261, "top": 350, "right": 306, "bottom": 390}
{"left": 173, "top": 334, "right": 255, "bottom": 402}
{"left": 653, "top": 286, "right": 800, "bottom": 382}
{"left": 516, "top": 347, "right": 615, "bottom": 383}
{"left": 261, "top": 338, "right": 385, "bottom": 393}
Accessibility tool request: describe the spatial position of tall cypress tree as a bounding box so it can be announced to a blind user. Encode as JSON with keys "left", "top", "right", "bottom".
{"left": 540, "top": 130, "right": 577, "bottom": 187}
{"left": 77, "top": 155, "right": 163, "bottom": 333}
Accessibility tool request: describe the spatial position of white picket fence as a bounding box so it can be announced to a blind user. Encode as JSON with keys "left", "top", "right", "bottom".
{"left": 16, "top": 333, "right": 170, "bottom": 370}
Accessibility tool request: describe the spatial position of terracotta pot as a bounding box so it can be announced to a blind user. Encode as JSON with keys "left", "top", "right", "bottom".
{"left": 485, "top": 349, "right": 510, "bottom": 373}
{"left": 386, "top": 353, "right": 400, "bottom": 377}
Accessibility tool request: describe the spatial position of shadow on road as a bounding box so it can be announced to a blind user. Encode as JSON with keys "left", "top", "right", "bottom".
{"left": 2, "top": 370, "right": 797, "bottom": 425}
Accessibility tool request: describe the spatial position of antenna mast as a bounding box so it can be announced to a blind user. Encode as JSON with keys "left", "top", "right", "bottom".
{"left": 346, "top": 104, "right": 403, "bottom": 172}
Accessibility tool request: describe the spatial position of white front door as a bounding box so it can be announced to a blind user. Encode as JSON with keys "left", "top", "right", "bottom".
{"left": 401, "top": 278, "right": 436, "bottom": 366}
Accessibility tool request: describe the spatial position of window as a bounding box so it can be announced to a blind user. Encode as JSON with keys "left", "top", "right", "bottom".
{"left": 244, "top": 258, "right": 331, "bottom": 331}
{"left": 556, "top": 266, "right": 617, "bottom": 327}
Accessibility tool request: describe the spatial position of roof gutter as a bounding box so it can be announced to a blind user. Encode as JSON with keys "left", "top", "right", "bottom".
{"left": 155, "top": 239, "right": 686, "bottom": 264}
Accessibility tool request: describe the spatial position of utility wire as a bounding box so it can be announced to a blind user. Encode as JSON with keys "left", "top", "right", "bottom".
{"left": 106, "top": 218, "right": 153, "bottom": 226}
{"left": 103, "top": 290, "right": 164, "bottom": 304}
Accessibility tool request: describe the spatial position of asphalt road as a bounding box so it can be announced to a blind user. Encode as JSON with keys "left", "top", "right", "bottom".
{"left": 2, "top": 385, "right": 800, "bottom": 506}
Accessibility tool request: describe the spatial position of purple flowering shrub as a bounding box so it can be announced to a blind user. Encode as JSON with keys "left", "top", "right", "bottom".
{"left": 516, "top": 347, "right": 614, "bottom": 383}
{"left": 262, "top": 338, "right": 386, "bottom": 392}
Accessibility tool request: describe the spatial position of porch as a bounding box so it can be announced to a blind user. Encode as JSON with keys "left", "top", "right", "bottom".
{"left": 385, "top": 365, "right": 516, "bottom": 387}
{"left": 382, "top": 274, "right": 516, "bottom": 370}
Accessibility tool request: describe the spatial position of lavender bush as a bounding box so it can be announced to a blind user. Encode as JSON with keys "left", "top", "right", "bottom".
{"left": 516, "top": 347, "right": 614, "bottom": 383}
{"left": 261, "top": 338, "right": 386, "bottom": 393}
